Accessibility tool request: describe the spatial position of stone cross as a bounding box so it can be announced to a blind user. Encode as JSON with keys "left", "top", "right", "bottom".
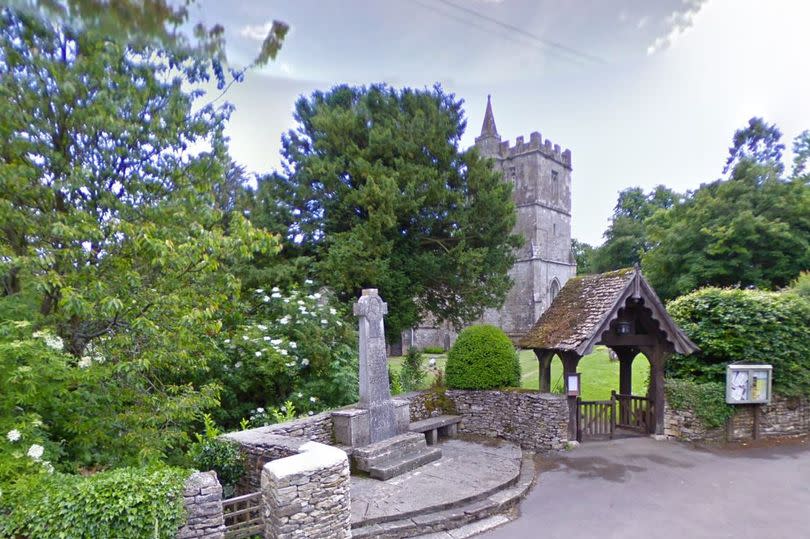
{"left": 354, "top": 289, "right": 397, "bottom": 442}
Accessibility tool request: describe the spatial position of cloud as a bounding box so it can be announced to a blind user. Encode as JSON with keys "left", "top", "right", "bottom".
{"left": 646, "top": 0, "right": 709, "bottom": 55}
{"left": 240, "top": 21, "right": 277, "bottom": 42}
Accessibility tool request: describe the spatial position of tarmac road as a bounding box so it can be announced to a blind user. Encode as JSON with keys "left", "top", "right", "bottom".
{"left": 480, "top": 435, "right": 810, "bottom": 539}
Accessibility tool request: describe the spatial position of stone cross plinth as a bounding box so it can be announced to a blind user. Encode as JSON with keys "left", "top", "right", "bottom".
{"left": 353, "top": 288, "right": 397, "bottom": 443}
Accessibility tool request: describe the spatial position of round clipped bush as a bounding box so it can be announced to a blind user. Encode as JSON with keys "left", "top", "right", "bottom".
{"left": 445, "top": 325, "right": 520, "bottom": 389}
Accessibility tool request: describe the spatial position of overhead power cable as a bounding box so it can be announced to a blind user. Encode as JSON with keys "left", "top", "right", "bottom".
{"left": 435, "top": 0, "right": 606, "bottom": 64}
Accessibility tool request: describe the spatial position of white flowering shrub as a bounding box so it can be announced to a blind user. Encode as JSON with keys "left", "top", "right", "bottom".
{"left": 0, "top": 321, "right": 71, "bottom": 483}
{"left": 214, "top": 284, "right": 358, "bottom": 427}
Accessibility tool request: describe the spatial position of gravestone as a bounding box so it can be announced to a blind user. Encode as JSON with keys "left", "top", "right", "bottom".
{"left": 354, "top": 289, "right": 398, "bottom": 442}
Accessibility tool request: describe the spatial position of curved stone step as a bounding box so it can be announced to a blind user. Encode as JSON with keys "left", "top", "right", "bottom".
{"left": 352, "top": 454, "right": 536, "bottom": 539}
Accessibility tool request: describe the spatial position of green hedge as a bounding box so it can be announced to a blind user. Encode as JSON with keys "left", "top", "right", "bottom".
{"left": 445, "top": 325, "right": 520, "bottom": 389}
{"left": 665, "top": 378, "right": 734, "bottom": 429}
{"left": 0, "top": 466, "right": 189, "bottom": 538}
{"left": 667, "top": 287, "right": 810, "bottom": 397}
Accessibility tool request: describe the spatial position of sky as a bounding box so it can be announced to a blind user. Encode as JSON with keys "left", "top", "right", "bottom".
{"left": 190, "top": 0, "right": 810, "bottom": 246}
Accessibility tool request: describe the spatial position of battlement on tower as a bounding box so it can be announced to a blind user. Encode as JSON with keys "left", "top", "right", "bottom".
{"left": 496, "top": 131, "right": 572, "bottom": 169}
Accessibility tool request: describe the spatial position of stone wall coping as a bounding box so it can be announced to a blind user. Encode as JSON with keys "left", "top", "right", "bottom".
{"left": 264, "top": 441, "right": 348, "bottom": 480}
{"left": 331, "top": 408, "right": 369, "bottom": 418}
{"left": 222, "top": 431, "right": 307, "bottom": 451}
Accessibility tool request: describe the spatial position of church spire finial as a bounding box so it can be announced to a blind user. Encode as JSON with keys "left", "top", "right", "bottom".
{"left": 480, "top": 94, "right": 498, "bottom": 138}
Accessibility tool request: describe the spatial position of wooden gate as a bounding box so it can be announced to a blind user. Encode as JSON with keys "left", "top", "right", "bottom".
{"left": 576, "top": 398, "right": 615, "bottom": 441}
{"left": 576, "top": 393, "right": 654, "bottom": 441}
{"left": 223, "top": 491, "right": 262, "bottom": 539}
{"left": 614, "top": 391, "right": 653, "bottom": 434}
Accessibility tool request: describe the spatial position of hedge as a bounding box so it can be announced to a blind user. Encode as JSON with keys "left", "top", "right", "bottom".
{"left": 0, "top": 466, "right": 189, "bottom": 538}
{"left": 667, "top": 287, "right": 810, "bottom": 397}
{"left": 445, "top": 325, "right": 520, "bottom": 389}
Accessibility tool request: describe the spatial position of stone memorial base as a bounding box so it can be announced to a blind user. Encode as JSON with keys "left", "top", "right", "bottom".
{"left": 332, "top": 399, "right": 411, "bottom": 448}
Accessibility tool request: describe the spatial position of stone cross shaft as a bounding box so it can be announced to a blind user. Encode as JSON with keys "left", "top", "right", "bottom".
{"left": 353, "top": 288, "right": 397, "bottom": 442}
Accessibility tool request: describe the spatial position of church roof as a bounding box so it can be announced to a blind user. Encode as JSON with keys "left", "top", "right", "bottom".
{"left": 480, "top": 95, "right": 498, "bottom": 137}
{"left": 518, "top": 267, "right": 699, "bottom": 356}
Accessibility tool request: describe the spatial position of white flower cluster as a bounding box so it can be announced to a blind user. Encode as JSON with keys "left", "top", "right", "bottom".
{"left": 32, "top": 330, "right": 63, "bottom": 351}
{"left": 7, "top": 429, "right": 20, "bottom": 442}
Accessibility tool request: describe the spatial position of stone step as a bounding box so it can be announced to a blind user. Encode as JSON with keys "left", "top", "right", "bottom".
{"left": 369, "top": 447, "right": 443, "bottom": 480}
{"left": 352, "top": 454, "right": 536, "bottom": 539}
{"left": 354, "top": 432, "right": 429, "bottom": 472}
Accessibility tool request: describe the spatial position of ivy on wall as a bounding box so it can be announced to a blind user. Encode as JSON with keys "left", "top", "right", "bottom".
{"left": 665, "top": 379, "right": 734, "bottom": 429}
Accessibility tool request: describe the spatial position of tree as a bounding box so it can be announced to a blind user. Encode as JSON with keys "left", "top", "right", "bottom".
{"left": 589, "top": 185, "right": 680, "bottom": 273}
{"left": 792, "top": 130, "right": 810, "bottom": 178}
{"left": 723, "top": 117, "right": 785, "bottom": 174}
{"left": 570, "top": 238, "right": 594, "bottom": 275}
{"left": 643, "top": 159, "right": 810, "bottom": 299}
{"left": 9, "top": 0, "right": 289, "bottom": 86}
{"left": 0, "top": 9, "right": 279, "bottom": 464}
{"left": 264, "top": 84, "right": 521, "bottom": 341}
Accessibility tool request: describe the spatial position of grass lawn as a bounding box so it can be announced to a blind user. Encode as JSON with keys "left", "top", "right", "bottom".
{"left": 389, "top": 346, "right": 649, "bottom": 401}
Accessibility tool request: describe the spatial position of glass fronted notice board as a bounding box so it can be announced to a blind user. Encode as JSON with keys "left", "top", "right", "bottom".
{"left": 726, "top": 364, "right": 772, "bottom": 404}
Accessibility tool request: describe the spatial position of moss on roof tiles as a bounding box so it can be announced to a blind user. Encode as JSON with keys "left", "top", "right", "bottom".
{"left": 518, "top": 268, "right": 635, "bottom": 350}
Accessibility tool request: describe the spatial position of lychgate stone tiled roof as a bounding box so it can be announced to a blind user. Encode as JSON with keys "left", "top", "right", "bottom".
{"left": 519, "top": 268, "right": 698, "bottom": 356}
{"left": 519, "top": 268, "right": 635, "bottom": 351}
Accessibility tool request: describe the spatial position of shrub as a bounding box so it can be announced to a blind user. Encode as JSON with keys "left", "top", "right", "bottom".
{"left": 186, "top": 415, "right": 245, "bottom": 498}
{"left": 788, "top": 271, "right": 810, "bottom": 299}
{"left": 388, "top": 366, "right": 403, "bottom": 395}
{"left": 666, "top": 378, "right": 734, "bottom": 429}
{"left": 445, "top": 325, "right": 520, "bottom": 389}
{"left": 423, "top": 346, "right": 446, "bottom": 355}
{"left": 214, "top": 284, "right": 358, "bottom": 429}
{"left": 0, "top": 466, "right": 189, "bottom": 538}
{"left": 667, "top": 288, "right": 810, "bottom": 397}
{"left": 400, "top": 347, "right": 427, "bottom": 391}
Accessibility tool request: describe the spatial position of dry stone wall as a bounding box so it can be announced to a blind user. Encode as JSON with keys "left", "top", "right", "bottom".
{"left": 406, "top": 389, "right": 569, "bottom": 451}
{"left": 665, "top": 395, "right": 810, "bottom": 442}
{"left": 177, "top": 471, "right": 225, "bottom": 539}
{"left": 261, "top": 441, "right": 351, "bottom": 539}
{"left": 223, "top": 412, "right": 333, "bottom": 492}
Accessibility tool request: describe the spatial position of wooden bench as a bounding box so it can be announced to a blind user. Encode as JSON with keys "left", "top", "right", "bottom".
{"left": 409, "top": 415, "right": 462, "bottom": 445}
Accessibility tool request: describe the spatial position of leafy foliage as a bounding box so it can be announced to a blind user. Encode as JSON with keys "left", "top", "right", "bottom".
{"left": 643, "top": 161, "right": 809, "bottom": 299}
{"left": 445, "top": 325, "right": 520, "bottom": 390}
{"left": 667, "top": 288, "right": 810, "bottom": 397}
{"left": 788, "top": 271, "right": 810, "bottom": 300}
{"left": 186, "top": 415, "right": 244, "bottom": 498}
{"left": 400, "top": 347, "right": 427, "bottom": 392}
{"left": 210, "top": 285, "right": 358, "bottom": 429}
{"left": 422, "top": 346, "right": 446, "bottom": 355}
{"left": 8, "top": 0, "right": 288, "bottom": 86}
{"left": 0, "top": 10, "right": 278, "bottom": 467}
{"left": 0, "top": 466, "right": 189, "bottom": 538}
{"left": 587, "top": 185, "right": 680, "bottom": 273}
{"left": 261, "top": 83, "right": 521, "bottom": 340}
{"left": 665, "top": 378, "right": 734, "bottom": 429}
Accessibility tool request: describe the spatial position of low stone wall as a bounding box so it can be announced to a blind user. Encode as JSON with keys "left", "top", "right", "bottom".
{"left": 177, "top": 471, "right": 225, "bottom": 539}
{"left": 665, "top": 395, "right": 810, "bottom": 442}
{"left": 262, "top": 441, "right": 351, "bottom": 539}
{"left": 223, "top": 412, "right": 333, "bottom": 492}
{"left": 405, "top": 389, "right": 569, "bottom": 451}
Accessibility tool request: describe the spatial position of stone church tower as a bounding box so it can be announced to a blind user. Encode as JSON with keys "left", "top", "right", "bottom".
{"left": 400, "top": 96, "right": 576, "bottom": 351}
{"left": 475, "top": 96, "right": 577, "bottom": 340}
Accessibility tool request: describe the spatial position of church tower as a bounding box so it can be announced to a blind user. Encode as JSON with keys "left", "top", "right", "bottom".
{"left": 475, "top": 96, "right": 577, "bottom": 340}
{"left": 398, "top": 96, "right": 577, "bottom": 352}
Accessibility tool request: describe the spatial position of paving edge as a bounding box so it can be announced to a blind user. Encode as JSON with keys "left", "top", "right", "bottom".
{"left": 352, "top": 453, "right": 536, "bottom": 539}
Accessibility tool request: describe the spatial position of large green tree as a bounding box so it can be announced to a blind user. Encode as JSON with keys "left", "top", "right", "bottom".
{"left": 0, "top": 8, "right": 278, "bottom": 465}
{"left": 588, "top": 185, "right": 680, "bottom": 273}
{"left": 260, "top": 84, "right": 521, "bottom": 340}
{"left": 643, "top": 120, "right": 810, "bottom": 299}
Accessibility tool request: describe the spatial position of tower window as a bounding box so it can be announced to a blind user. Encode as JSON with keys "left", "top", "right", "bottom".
{"left": 551, "top": 170, "right": 560, "bottom": 199}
